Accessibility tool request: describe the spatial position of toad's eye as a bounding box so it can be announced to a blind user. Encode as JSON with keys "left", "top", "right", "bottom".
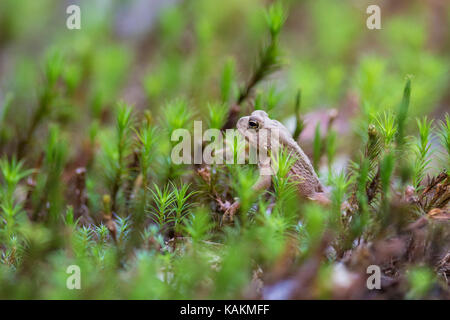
{"left": 248, "top": 120, "right": 259, "bottom": 129}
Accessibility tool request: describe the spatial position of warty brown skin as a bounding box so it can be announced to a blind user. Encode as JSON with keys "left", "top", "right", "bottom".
{"left": 223, "top": 110, "right": 330, "bottom": 223}
{"left": 236, "top": 110, "right": 328, "bottom": 202}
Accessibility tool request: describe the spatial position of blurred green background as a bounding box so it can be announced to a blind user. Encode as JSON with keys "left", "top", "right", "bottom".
{"left": 1, "top": 0, "right": 448, "bottom": 129}
{"left": 0, "top": 0, "right": 449, "bottom": 300}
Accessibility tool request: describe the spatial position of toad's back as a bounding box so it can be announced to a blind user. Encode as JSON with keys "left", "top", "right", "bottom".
{"left": 288, "top": 146, "right": 324, "bottom": 197}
